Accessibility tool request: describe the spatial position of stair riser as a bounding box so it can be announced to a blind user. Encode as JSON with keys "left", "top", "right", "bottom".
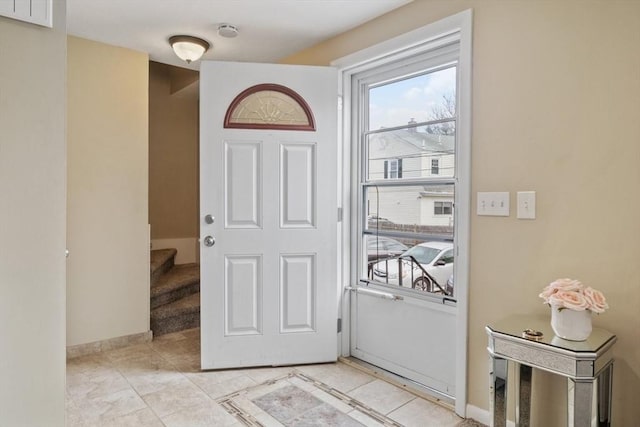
{"left": 151, "top": 282, "right": 200, "bottom": 309}
{"left": 151, "top": 257, "right": 175, "bottom": 286}
{"left": 151, "top": 311, "right": 200, "bottom": 336}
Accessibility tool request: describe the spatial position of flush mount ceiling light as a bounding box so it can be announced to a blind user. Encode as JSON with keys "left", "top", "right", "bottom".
{"left": 169, "top": 35, "right": 210, "bottom": 64}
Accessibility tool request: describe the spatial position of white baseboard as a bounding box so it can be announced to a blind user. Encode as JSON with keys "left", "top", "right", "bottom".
{"left": 151, "top": 237, "right": 199, "bottom": 264}
{"left": 466, "top": 404, "right": 515, "bottom": 427}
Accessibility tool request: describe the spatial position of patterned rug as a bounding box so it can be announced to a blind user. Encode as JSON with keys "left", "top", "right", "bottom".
{"left": 217, "top": 371, "right": 402, "bottom": 426}
{"left": 216, "top": 370, "right": 487, "bottom": 427}
{"left": 456, "top": 420, "right": 487, "bottom": 427}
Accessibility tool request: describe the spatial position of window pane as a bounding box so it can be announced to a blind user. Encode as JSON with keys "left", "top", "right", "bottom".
{"left": 361, "top": 64, "right": 458, "bottom": 299}
{"left": 365, "top": 235, "right": 409, "bottom": 264}
{"left": 369, "top": 67, "right": 456, "bottom": 131}
{"left": 365, "top": 237, "right": 455, "bottom": 296}
{"left": 434, "top": 201, "right": 453, "bottom": 215}
{"left": 366, "top": 124, "right": 455, "bottom": 180}
{"left": 365, "top": 184, "right": 454, "bottom": 238}
{"left": 385, "top": 159, "right": 399, "bottom": 179}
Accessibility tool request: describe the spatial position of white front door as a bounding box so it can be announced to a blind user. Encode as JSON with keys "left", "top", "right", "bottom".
{"left": 200, "top": 61, "right": 338, "bottom": 369}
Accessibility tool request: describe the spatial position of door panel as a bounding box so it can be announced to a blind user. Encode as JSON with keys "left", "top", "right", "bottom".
{"left": 224, "top": 255, "right": 262, "bottom": 336}
{"left": 280, "top": 254, "right": 316, "bottom": 333}
{"left": 280, "top": 143, "right": 316, "bottom": 228}
{"left": 351, "top": 292, "right": 456, "bottom": 396}
{"left": 200, "top": 61, "right": 337, "bottom": 369}
{"left": 224, "top": 141, "right": 262, "bottom": 229}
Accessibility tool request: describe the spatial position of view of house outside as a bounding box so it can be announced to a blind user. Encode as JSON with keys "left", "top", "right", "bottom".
{"left": 363, "top": 66, "right": 457, "bottom": 295}
{"left": 366, "top": 130, "right": 455, "bottom": 227}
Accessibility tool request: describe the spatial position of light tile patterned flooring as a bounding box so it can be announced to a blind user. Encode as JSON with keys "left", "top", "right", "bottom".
{"left": 66, "top": 328, "right": 464, "bottom": 426}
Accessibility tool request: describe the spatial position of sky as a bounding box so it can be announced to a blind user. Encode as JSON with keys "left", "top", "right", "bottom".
{"left": 368, "top": 66, "right": 456, "bottom": 130}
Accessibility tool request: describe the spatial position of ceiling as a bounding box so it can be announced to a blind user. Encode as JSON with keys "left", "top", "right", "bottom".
{"left": 67, "top": 0, "right": 412, "bottom": 70}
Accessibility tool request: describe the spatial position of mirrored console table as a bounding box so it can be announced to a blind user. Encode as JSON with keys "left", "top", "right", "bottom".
{"left": 486, "top": 315, "right": 616, "bottom": 427}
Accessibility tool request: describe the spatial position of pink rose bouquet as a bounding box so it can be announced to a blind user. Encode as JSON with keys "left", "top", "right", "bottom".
{"left": 539, "top": 278, "right": 609, "bottom": 313}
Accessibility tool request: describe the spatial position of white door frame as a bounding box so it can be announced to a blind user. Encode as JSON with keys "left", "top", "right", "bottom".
{"left": 332, "top": 9, "right": 473, "bottom": 417}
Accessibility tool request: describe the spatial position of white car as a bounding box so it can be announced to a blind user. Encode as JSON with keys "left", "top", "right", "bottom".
{"left": 371, "top": 241, "right": 454, "bottom": 293}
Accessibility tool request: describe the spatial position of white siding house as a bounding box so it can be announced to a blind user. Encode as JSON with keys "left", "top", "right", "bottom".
{"left": 367, "top": 128, "right": 455, "bottom": 229}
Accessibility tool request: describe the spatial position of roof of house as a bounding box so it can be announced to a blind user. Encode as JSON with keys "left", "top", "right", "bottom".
{"left": 369, "top": 129, "right": 455, "bottom": 155}
{"left": 419, "top": 185, "right": 454, "bottom": 197}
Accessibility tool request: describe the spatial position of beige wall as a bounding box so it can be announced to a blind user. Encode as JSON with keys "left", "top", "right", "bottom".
{"left": 0, "top": 1, "right": 67, "bottom": 425}
{"left": 149, "top": 61, "right": 199, "bottom": 242}
{"left": 282, "top": 1, "right": 640, "bottom": 425}
{"left": 67, "top": 36, "right": 150, "bottom": 346}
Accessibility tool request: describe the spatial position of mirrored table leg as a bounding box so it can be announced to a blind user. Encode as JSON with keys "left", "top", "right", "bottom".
{"left": 515, "top": 363, "right": 532, "bottom": 427}
{"left": 597, "top": 363, "right": 613, "bottom": 427}
{"left": 568, "top": 378, "right": 594, "bottom": 427}
{"left": 490, "top": 356, "right": 508, "bottom": 427}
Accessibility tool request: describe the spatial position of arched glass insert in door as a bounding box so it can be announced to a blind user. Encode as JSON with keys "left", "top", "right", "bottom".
{"left": 224, "top": 83, "right": 316, "bottom": 131}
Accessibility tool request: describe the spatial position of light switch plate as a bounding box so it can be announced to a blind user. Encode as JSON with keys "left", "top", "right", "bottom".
{"left": 477, "top": 192, "right": 510, "bottom": 216}
{"left": 517, "top": 191, "right": 536, "bottom": 219}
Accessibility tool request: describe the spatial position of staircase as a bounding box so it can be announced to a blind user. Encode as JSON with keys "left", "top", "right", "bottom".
{"left": 150, "top": 248, "right": 200, "bottom": 336}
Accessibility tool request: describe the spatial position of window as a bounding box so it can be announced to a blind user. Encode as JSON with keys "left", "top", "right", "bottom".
{"left": 434, "top": 201, "right": 453, "bottom": 215}
{"left": 440, "top": 249, "right": 455, "bottom": 264}
{"left": 224, "top": 83, "right": 315, "bottom": 131}
{"left": 384, "top": 159, "right": 402, "bottom": 179}
{"left": 359, "top": 61, "right": 458, "bottom": 294}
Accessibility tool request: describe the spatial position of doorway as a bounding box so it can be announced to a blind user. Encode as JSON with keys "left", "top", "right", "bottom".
{"left": 336, "top": 10, "right": 472, "bottom": 416}
{"left": 195, "top": 9, "right": 472, "bottom": 417}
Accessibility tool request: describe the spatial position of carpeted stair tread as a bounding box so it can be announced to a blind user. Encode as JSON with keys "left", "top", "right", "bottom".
{"left": 149, "top": 249, "right": 200, "bottom": 336}
{"left": 151, "top": 263, "right": 199, "bottom": 295}
{"left": 151, "top": 292, "right": 200, "bottom": 336}
{"left": 150, "top": 263, "right": 200, "bottom": 309}
{"left": 151, "top": 292, "right": 200, "bottom": 320}
{"left": 150, "top": 248, "right": 177, "bottom": 284}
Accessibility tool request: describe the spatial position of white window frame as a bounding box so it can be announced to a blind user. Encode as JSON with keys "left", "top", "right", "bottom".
{"left": 435, "top": 200, "right": 453, "bottom": 215}
{"left": 431, "top": 157, "right": 440, "bottom": 175}
{"left": 333, "top": 9, "right": 472, "bottom": 417}
{"left": 384, "top": 158, "right": 401, "bottom": 179}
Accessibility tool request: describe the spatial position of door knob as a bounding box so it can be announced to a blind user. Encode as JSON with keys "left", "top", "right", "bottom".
{"left": 203, "top": 236, "right": 216, "bottom": 247}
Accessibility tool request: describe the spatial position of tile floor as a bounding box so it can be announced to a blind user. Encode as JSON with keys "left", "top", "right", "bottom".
{"left": 66, "top": 328, "right": 465, "bottom": 426}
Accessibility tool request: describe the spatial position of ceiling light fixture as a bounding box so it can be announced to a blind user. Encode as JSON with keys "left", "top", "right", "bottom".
{"left": 169, "top": 35, "right": 210, "bottom": 64}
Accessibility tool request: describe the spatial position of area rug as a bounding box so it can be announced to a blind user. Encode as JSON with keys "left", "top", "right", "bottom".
{"left": 217, "top": 371, "right": 405, "bottom": 426}
{"left": 456, "top": 419, "right": 487, "bottom": 427}
{"left": 216, "top": 370, "right": 487, "bottom": 427}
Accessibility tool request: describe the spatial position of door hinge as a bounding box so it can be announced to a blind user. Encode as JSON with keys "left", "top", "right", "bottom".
{"left": 337, "top": 318, "right": 342, "bottom": 333}
{"left": 337, "top": 207, "right": 343, "bottom": 222}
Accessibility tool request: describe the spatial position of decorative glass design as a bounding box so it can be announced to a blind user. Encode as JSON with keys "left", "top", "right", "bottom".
{"left": 224, "top": 84, "right": 315, "bottom": 131}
